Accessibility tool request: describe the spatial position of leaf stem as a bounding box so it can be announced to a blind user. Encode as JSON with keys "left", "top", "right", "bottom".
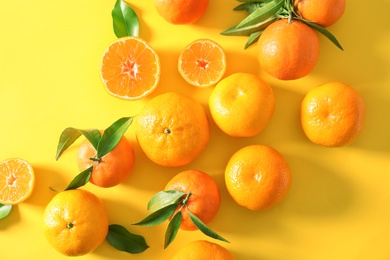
{"left": 182, "top": 192, "right": 191, "bottom": 206}
{"left": 89, "top": 157, "right": 102, "bottom": 163}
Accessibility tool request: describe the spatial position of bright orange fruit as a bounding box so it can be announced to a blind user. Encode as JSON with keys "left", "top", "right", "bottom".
{"left": 165, "top": 170, "right": 221, "bottom": 231}
{"left": 301, "top": 82, "right": 365, "bottom": 147}
{"left": 257, "top": 19, "right": 320, "bottom": 80}
{"left": 225, "top": 145, "right": 292, "bottom": 211}
{"left": 0, "top": 158, "right": 34, "bottom": 205}
{"left": 154, "top": 0, "right": 209, "bottom": 24}
{"left": 295, "top": 0, "right": 346, "bottom": 27}
{"left": 43, "top": 189, "right": 108, "bottom": 256}
{"left": 77, "top": 132, "right": 135, "bottom": 188}
{"left": 209, "top": 72, "right": 274, "bottom": 137}
{"left": 135, "top": 92, "right": 210, "bottom": 167}
{"left": 100, "top": 36, "right": 160, "bottom": 100}
{"left": 172, "top": 240, "right": 235, "bottom": 260}
{"left": 178, "top": 39, "right": 226, "bottom": 88}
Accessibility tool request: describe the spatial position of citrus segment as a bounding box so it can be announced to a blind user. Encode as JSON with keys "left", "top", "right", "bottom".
{"left": 0, "top": 158, "right": 34, "bottom": 205}
{"left": 43, "top": 189, "right": 109, "bottom": 256}
{"left": 165, "top": 170, "right": 221, "bottom": 231}
{"left": 209, "top": 72, "right": 274, "bottom": 137}
{"left": 100, "top": 36, "right": 160, "bottom": 100}
{"left": 172, "top": 240, "right": 235, "bottom": 260}
{"left": 301, "top": 82, "right": 365, "bottom": 147}
{"left": 135, "top": 92, "right": 210, "bottom": 167}
{"left": 178, "top": 39, "right": 226, "bottom": 88}
{"left": 257, "top": 19, "right": 320, "bottom": 80}
{"left": 225, "top": 145, "right": 292, "bottom": 211}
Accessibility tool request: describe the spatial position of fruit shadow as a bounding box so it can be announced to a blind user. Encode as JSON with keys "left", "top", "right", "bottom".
{"left": 0, "top": 204, "right": 20, "bottom": 230}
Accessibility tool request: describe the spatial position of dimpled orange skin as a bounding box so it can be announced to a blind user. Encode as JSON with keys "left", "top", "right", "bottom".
{"left": 225, "top": 145, "right": 292, "bottom": 211}
{"left": 209, "top": 72, "right": 275, "bottom": 137}
{"left": 165, "top": 170, "right": 221, "bottom": 231}
{"left": 42, "top": 189, "right": 109, "bottom": 256}
{"left": 154, "top": 0, "right": 209, "bottom": 24}
{"left": 301, "top": 82, "right": 365, "bottom": 147}
{"left": 135, "top": 92, "right": 210, "bottom": 167}
{"left": 172, "top": 240, "right": 235, "bottom": 260}
{"left": 257, "top": 19, "right": 320, "bottom": 80}
{"left": 294, "top": 0, "right": 346, "bottom": 28}
{"left": 77, "top": 134, "right": 135, "bottom": 188}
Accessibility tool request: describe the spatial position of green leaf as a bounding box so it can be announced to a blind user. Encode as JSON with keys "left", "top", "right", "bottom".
{"left": 237, "top": 0, "right": 273, "bottom": 3}
{"left": 112, "top": 0, "right": 139, "bottom": 38}
{"left": 0, "top": 204, "right": 12, "bottom": 219}
{"left": 221, "top": 16, "right": 276, "bottom": 36}
{"left": 55, "top": 128, "right": 101, "bottom": 160}
{"left": 299, "top": 18, "right": 344, "bottom": 50}
{"left": 106, "top": 224, "right": 149, "bottom": 254}
{"left": 147, "top": 190, "right": 186, "bottom": 212}
{"left": 96, "top": 117, "right": 133, "bottom": 158}
{"left": 133, "top": 203, "right": 178, "bottom": 226}
{"left": 244, "top": 30, "right": 263, "bottom": 49}
{"left": 64, "top": 166, "right": 93, "bottom": 190}
{"left": 164, "top": 211, "right": 182, "bottom": 249}
{"left": 188, "top": 210, "right": 230, "bottom": 243}
{"left": 237, "top": 0, "right": 283, "bottom": 28}
{"left": 234, "top": 2, "right": 264, "bottom": 13}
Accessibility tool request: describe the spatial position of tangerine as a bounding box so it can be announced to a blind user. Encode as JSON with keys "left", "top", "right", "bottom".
{"left": 294, "top": 0, "right": 346, "bottom": 27}
{"left": 100, "top": 36, "right": 160, "bottom": 100}
{"left": 301, "top": 82, "right": 365, "bottom": 147}
{"left": 257, "top": 19, "right": 320, "bottom": 80}
{"left": 135, "top": 92, "right": 210, "bottom": 167}
{"left": 178, "top": 39, "right": 226, "bottom": 88}
{"left": 154, "top": 0, "right": 209, "bottom": 24}
{"left": 0, "top": 158, "right": 34, "bottom": 205}
{"left": 209, "top": 72, "right": 274, "bottom": 137}
{"left": 172, "top": 240, "right": 234, "bottom": 260}
{"left": 225, "top": 145, "right": 292, "bottom": 211}
{"left": 42, "top": 189, "right": 109, "bottom": 256}
{"left": 77, "top": 133, "right": 135, "bottom": 188}
{"left": 165, "top": 170, "right": 221, "bottom": 231}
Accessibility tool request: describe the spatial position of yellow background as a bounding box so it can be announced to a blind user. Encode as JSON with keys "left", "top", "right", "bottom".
{"left": 1, "top": 0, "right": 390, "bottom": 259}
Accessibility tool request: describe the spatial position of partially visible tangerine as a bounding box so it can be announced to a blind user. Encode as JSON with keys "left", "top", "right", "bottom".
{"left": 172, "top": 240, "right": 235, "bottom": 260}
{"left": 0, "top": 158, "right": 35, "bottom": 205}
{"left": 178, "top": 39, "right": 226, "bottom": 88}
{"left": 100, "top": 36, "right": 160, "bottom": 100}
{"left": 294, "top": 0, "right": 346, "bottom": 27}
{"left": 154, "top": 0, "right": 209, "bottom": 25}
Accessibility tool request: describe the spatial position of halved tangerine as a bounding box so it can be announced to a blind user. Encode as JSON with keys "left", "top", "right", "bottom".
{"left": 100, "top": 36, "right": 161, "bottom": 100}
{"left": 0, "top": 158, "right": 35, "bottom": 204}
{"left": 178, "top": 39, "right": 226, "bottom": 88}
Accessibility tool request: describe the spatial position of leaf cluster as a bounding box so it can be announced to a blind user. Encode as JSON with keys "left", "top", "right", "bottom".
{"left": 134, "top": 190, "right": 229, "bottom": 248}
{"left": 221, "top": 0, "right": 343, "bottom": 50}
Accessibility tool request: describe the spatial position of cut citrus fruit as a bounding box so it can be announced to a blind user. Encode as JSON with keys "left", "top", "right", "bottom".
{"left": 178, "top": 39, "right": 226, "bottom": 88}
{"left": 0, "top": 158, "right": 35, "bottom": 204}
{"left": 100, "top": 36, "right": 161, "bottom": 100}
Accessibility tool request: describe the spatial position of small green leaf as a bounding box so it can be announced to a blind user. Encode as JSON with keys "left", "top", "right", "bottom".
{"left": 299, "top": 18, "right": 344, "bottom": 50}
{"left": 188, "top": 210, "right": 230, "bottom": 243}
{"left": 64, "top": 166, "right": 93, "bottom": 190}
{"left": 237, "top": 0, "right": 283, "bottom": 28}
{"left": 0, "top": 204, "right": 12, "bottom": 219}
{"left": 237, "top": 0, "right": 272, "bottom": 3}
{"left": 112, "top": 0, "right": 139, "bottom": 38}
{"left": 234, "top": 2, "right": 264, "bottom": 13}
{"left": 244, "top": 30, "right": 263, "bottom": 49}
{"left": 55, "top": 128, "right": 101, "bottom": 160}
{"left": 164, "top": 211, "right": 182, "bottom": 249}
{"left": 133, "top": 203, "right": 178, "bottom": 226}
{"left": 106, "top": 224, "right": 149, "bottom": 254}
{"left": 97, "top": 117, "right": 133, "bottom": 158}
{"left": 147, "top": 190, "right": 186, "bottom": 212}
